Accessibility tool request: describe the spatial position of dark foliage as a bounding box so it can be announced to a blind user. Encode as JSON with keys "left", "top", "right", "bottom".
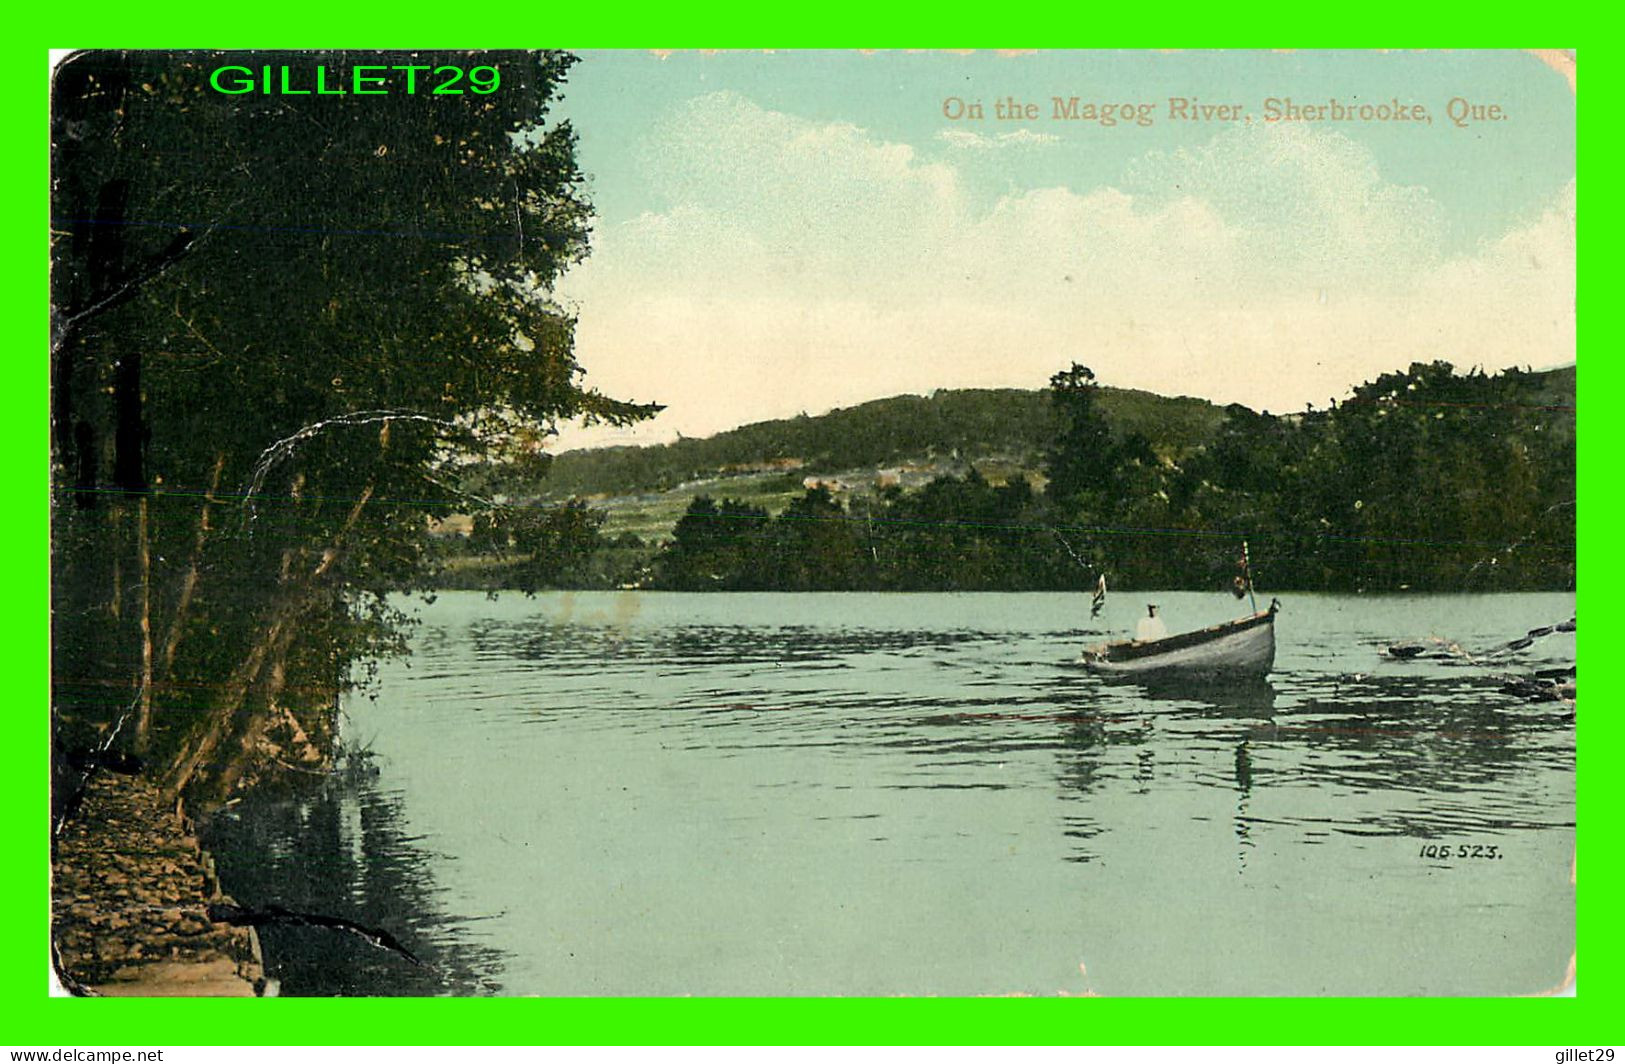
{"left": 479, "top": 362, "right": 1574, "bottom": 596}
{"left": 51, "top": 50, "right": 655, "bottom": 806}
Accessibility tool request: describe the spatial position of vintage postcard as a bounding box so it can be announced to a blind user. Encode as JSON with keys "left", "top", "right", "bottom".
{"left": 49, "top": 49, "right": 1575, "bottom": 998}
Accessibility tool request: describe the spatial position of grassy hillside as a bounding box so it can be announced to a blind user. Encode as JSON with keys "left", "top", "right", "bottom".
{"left": 535, "top": 385, "right": 1226, "bottom": 501}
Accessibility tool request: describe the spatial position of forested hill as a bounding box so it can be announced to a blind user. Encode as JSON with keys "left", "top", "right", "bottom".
{"left": 439, "top": 361, "right": 1573, "bottom": 594}
{"left": 535, "top": 385, "right": 1227, "bottom": 498}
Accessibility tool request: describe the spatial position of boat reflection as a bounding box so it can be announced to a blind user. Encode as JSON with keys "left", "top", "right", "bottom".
{"left": 1098, "top": 673, "right": 1279, "bottom": 718}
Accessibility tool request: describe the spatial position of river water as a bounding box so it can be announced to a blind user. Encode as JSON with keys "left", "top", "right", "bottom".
{"left": 202, "top": 591, "right": 1576, "bottom": 997}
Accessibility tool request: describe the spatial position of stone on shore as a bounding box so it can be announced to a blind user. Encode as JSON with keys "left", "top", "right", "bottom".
{"left": 52, "top": 774, "right": 267, "bottom": 997}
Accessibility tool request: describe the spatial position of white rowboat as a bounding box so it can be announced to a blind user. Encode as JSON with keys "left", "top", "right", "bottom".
{"left": 1082, "top": 600, "right": 1279, "bottom": 679}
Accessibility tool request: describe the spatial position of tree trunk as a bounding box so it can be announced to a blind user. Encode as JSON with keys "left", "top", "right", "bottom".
{"left": 158, "top": 452, "right": 225, "bottom": 678}
{"left": 163, "top": 482, "right": 375, "bottom": 801}
{"left": 162, "top": 605, "right": 286, "bottom": 799}
{"left": 210, "top": 621, "right": 299, "bottom": 801}
{"left": 108, "top": 503, "right": 122, "bottom": 620}
{"left": 133, "top": 495, "right": 154, "bottom": 751}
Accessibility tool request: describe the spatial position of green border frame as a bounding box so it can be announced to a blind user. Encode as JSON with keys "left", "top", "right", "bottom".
{"left": 10, "top": 7, "right": 1605, "bottom": 1046}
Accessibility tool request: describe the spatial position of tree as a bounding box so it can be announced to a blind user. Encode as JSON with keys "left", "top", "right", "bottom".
{"left": 471, "top": 500, "right": 607, "bottom": 593}
{"left": 772, "top": 487, "right": 865, "bottom": 590}
{"left": 657, "top": 496, "right": 771, "bottom": 590}
{"left": 51, "top": 50, "right": 658, "bottom": 808}
{"left": 1043, "top": 363, "right": 1114, "bottom": 504}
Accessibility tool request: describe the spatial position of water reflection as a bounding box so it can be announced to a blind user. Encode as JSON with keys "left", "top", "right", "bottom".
{"left": 208, "top": 591, "right": 1574, "bottom": 996}
{"left": 202, "top": 774, "right": 507, "bottom": 996}
{"left": 1052, "top": 653, "right": 1573, "bottom": 863}
{"left": 1115, "top": 675, "right": 1280, "bottom": 718}
{"left": 1234, "top": 740, "right": 1253, "bottom": 795}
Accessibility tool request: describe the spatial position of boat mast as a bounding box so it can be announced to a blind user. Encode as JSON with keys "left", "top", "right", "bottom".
{"left": 1242, "top": 539, "right": 1258, "bottom": 614}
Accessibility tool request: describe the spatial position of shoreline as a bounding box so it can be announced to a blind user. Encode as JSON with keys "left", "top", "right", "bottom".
{"left": 52, "top": 774, "right": 271, "bottom": 997}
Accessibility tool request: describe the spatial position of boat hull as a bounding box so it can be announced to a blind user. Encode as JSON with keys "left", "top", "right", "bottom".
{"left": 1082, "top": 608, "right": 1277, "bottom": 679}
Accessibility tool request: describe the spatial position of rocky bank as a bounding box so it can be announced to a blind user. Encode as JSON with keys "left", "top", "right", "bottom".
{"left": 51, "top": 774, "right": 269, "bottom": 997}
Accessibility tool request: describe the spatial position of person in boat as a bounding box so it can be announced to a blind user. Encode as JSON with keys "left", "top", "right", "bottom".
{"left": 1136, "top": 604, "right": 1167, "bottom": 642}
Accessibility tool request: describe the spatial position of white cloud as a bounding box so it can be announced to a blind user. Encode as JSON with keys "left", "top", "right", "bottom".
{"left": 936, "top": 128, "right": 1061, "bottom": 150}
{"left": 637, "top": 91, "right": 964, "bottom": 270}
{"left": 1123, "top": 123, "right": 1445, "bottom": 293}
{"left": 555, "top": 96, "right": 1574, "bottom": 447}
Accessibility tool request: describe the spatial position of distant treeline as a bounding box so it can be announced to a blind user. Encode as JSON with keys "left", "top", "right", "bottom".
{"left": 455, "top": 361, "right": 1574, "bottom": 594}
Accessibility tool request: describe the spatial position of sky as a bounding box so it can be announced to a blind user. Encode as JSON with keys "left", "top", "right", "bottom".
{"left": 547, "top": 50, "right": 1576, "bottom": 450}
